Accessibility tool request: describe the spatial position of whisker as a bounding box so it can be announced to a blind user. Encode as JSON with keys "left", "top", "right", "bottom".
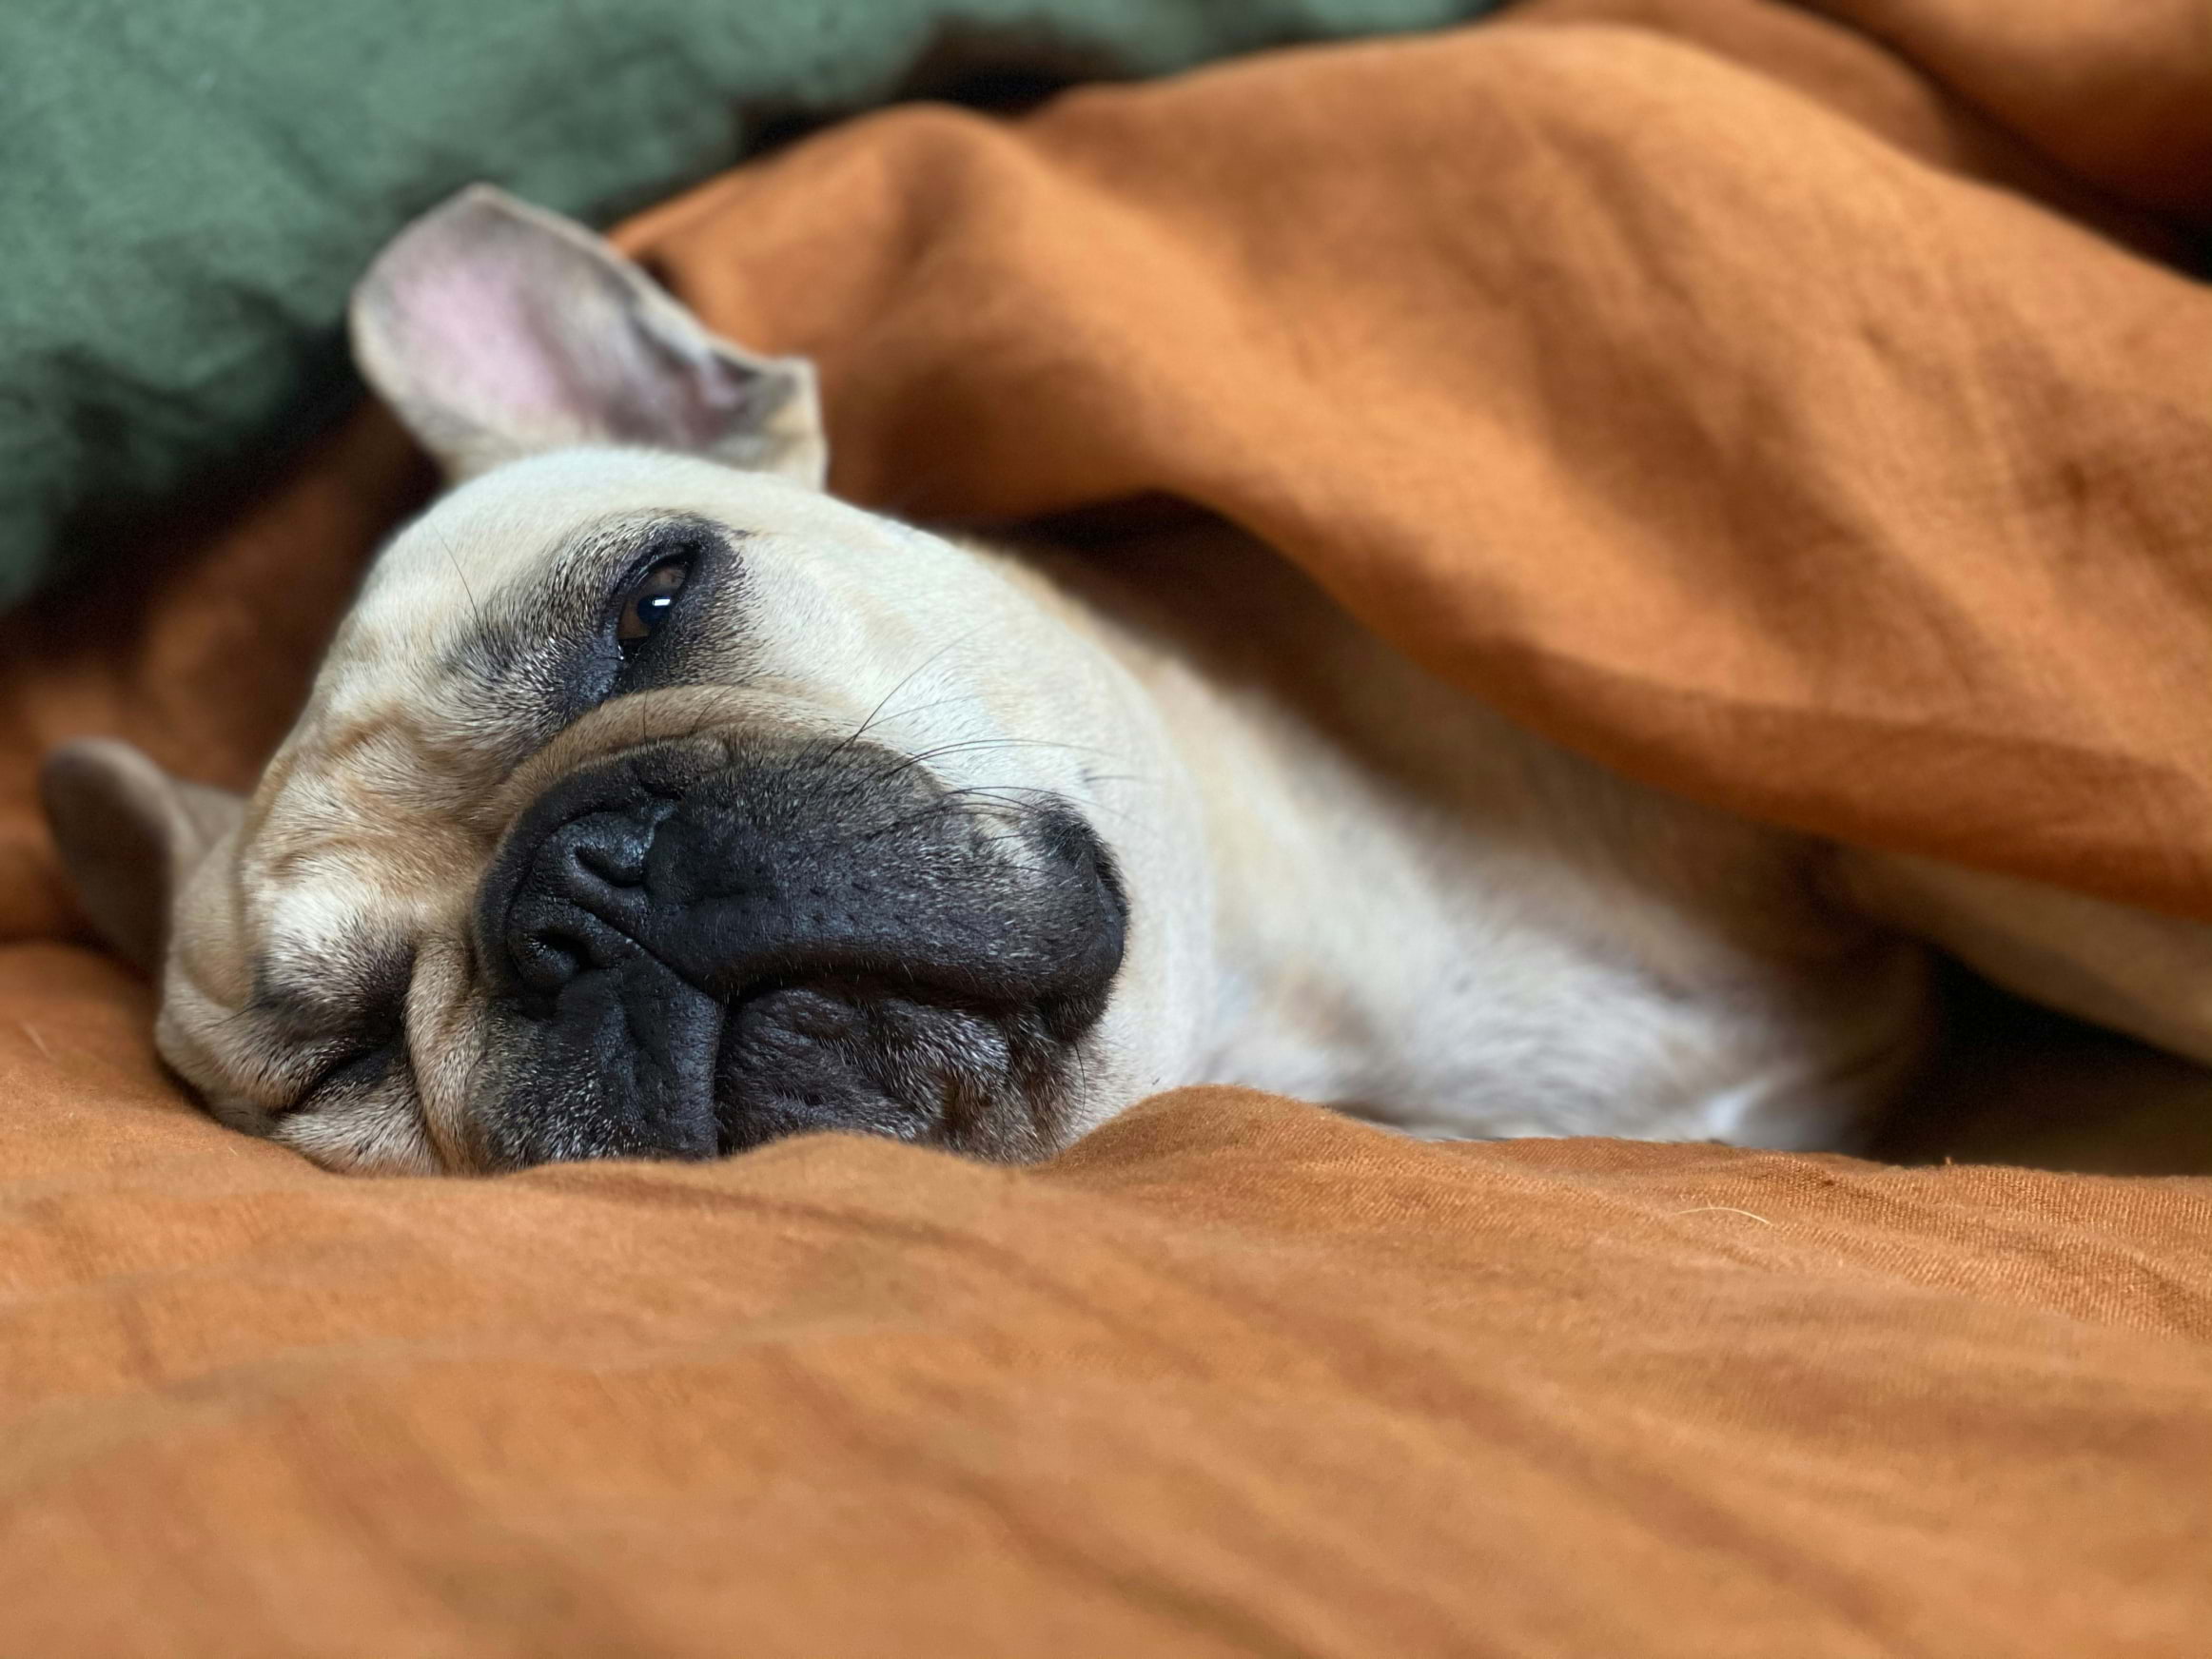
{"left": 871, "top": 735, "right": 1112, "bottom": 791}
{"left": 839, "top": 692, "right": 987, "bottom": 735}
{"left": 828, "top": 624, "right": 993, "bottom": 762}
{"left": 434, "top": 522, "right": 488, "bottom": 635}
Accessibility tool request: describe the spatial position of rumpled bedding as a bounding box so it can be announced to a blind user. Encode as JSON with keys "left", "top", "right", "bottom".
{"left": 5, "top": 1, "right": 2212, "bottom": 1652}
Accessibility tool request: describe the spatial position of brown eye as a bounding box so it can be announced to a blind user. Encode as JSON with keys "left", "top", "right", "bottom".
{"left": 617, "top": 558, "right": 689, "bottom": 647}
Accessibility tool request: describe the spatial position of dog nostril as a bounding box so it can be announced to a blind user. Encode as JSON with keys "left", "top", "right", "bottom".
{"left": 575, "top": 840, "right": 645, "bottom": 888}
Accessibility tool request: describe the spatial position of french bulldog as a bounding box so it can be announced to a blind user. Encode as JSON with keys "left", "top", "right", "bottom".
{"left": 41, "top": 186, "right": 2212, "bottom": 1174}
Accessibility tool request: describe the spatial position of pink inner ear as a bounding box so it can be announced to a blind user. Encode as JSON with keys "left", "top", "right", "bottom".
{"left": 362, "top": 193, "right": 806, "bottom": 466}
{"left": 385, "top": 254, "right": 582, "bottom": 429}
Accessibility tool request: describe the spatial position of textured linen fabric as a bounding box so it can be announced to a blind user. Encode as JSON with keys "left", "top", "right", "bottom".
{"left": 608, "top": 1, "right": 2212, "bottom": 917}
{"left": 0, "top": 0, "right": 1486, "bottom": 608}
{"left": 1, "top": 947, "right": 2209, "bottom": 1656}
{"left": 4, "top": 1, "right": 2212, "bottom": 1651}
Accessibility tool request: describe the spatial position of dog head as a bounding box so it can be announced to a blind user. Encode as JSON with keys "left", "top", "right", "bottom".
{"left": 43, "top": 187, "right": 1209, "bottom": 1173}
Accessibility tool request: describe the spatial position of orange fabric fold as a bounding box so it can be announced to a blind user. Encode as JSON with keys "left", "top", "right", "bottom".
{"left": 615, "top": 4, "right": 2212, "bottom": 915}
{"left": 3, "top": 944, "right": 2210, "bottom": 1656}
{"left": 5, "top": 3, "right": 2212, "bottom": 1650}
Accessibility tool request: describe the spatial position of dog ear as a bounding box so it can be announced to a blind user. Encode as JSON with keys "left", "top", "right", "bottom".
{"left": 40, "top": 740, "right": 245, "bottom": 977}
{"left": 350, "top": 184, "right": 829, "bottom": 488}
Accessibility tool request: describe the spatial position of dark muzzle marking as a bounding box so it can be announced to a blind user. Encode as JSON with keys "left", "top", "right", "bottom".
{"left": 471, "top": 734, "right": 1125, "bottom": 1167}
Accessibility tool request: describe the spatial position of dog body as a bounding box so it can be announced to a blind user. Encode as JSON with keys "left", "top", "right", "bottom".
{"left": 1020, "top": 518, "right": 1928, "bottom": 1145}
{"left": 44, "top": 189, "right": 2212, "bottom": 1175}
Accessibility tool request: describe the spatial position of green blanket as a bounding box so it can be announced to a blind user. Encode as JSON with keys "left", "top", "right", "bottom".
{"left": 0, "top": 0, "right": 1486, "bottom": 609}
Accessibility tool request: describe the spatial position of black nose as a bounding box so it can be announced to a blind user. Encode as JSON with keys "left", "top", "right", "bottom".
{"left": 497, "top": 794, "right": 664, "bottom": 1000}
{"left": 471, "top": 736, "right": 1126, "bottom": 1167}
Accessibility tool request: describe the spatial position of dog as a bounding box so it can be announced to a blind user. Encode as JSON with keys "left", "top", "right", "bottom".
{"left": 41, "top": 187, "right": 2212, "bottom": 1175}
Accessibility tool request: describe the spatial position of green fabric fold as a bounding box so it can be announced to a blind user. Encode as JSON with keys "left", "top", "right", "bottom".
{"left": 0, "top": 0, "right": 1488, "bottom": 608}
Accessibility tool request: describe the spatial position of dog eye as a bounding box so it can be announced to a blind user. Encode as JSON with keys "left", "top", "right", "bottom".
{"left": 290, "top": 1034, "right": 399, "bottom": 1113}
{"left": 616, "top": 558, "right": 690, "bottom": 648}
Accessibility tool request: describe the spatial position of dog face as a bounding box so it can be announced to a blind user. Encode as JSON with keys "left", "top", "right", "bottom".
{"left": 43, "top": 189, "right": 1210, "bottom": 1173}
